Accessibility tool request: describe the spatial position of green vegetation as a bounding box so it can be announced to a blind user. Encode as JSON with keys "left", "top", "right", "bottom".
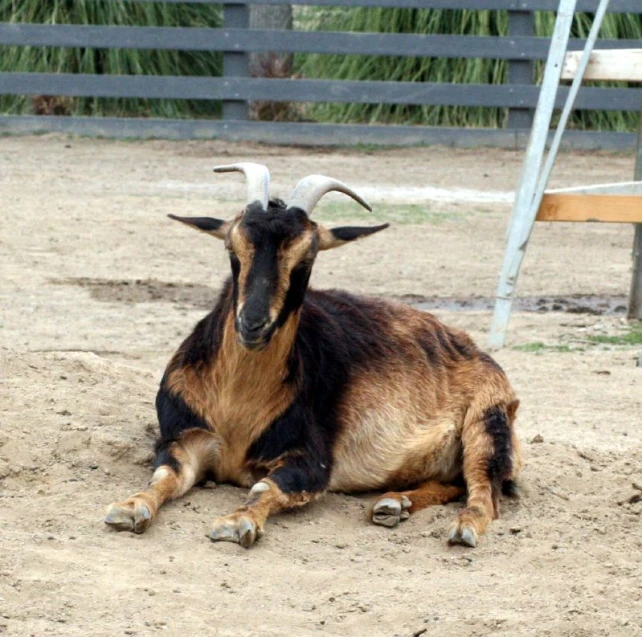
{"left": 514, "top": 323, "right": 642, "bottom": 353}
{"left": 0, "top": 0, "right": 222, "bottom": 118}
{"left": 299, "top": 8, "right": 641, "bottom": 131}
{"left": 512, "top": 342, "right": 577, "bottom": 354}
{"left": 298, "top": 8, "right": 509, "bottom": 128}
{"left": 1, "top": 3, "right": 640, "bottom": 130}
{"left": 535, "top": 10, "right": 642, "bottom": 133}
{"left": 586, "top": 323, "right": 642, "bottom": 346}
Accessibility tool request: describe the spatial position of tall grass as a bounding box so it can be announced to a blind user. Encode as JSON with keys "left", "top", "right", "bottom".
{"left": 297, "top": 8, "right": 508, "bottom": 128}
{"left": 1, "top": 3, "right": 640, "bottom": 129}
{"left": 536, "top": 11, "right": 641, "bottom": 131}
{"left": 0, "top": 0, "right": 222, "bottom": 118}
{"left": 297, "top": 8, "right": 642, "bottom": 131}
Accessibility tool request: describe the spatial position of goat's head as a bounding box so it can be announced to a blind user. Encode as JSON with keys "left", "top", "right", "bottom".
{"left": 169, "top": 163, "right": 388, "bottom": 350}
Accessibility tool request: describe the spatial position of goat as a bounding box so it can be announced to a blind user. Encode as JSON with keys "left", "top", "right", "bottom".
{"left": 105, "top": 162, "right": 522, "bottom": 548}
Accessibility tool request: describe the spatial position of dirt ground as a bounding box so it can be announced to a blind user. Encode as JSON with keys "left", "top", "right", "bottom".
{"left": 1, "top": 136, "right": 641, "bottom": 637}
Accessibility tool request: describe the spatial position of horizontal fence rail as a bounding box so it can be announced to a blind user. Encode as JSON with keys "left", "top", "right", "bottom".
{"left": 1, "top": 0, "right": 641, "bottom": 148}
{"left": 1, "top": 115, "right": 634, "bottom": 150}
{"left": 4, "top": 73, "right": 642, "bottom": 111}
{"left": 0, "top": 24, "right": 639, "bottom": 60}
{"left": 128, "top": 0, "right": 640, "bottom": 11}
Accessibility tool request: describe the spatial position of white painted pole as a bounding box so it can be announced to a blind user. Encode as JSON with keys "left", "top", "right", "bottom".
{"left": 492, "top": 0, "right": 612, "bottom": 345}
{"left": 528, "top": 0, "right": 612, "bottom": 238}
{"left": 488, "top": 0, "right": 578, "bottom": 349}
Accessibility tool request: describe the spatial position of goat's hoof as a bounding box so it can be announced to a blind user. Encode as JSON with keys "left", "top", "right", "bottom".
{"left": 447, "top": 523, "right": 478, "bottom": 548}
{"left": 209, "top": 513, "right": 263, "bottom": 548}
{"left": 104, "top": 499, "right": 153, "bottom": 534}
{"left": 372, "top": 495, "right": 411, "bottom": 528}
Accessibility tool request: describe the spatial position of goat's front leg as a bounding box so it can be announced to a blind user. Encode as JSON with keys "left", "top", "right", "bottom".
{"left": 105, "top": 428, "right": 218, "bottom": 534}
{"left": 209, "top": 456, "right": 328, "bottom": 548}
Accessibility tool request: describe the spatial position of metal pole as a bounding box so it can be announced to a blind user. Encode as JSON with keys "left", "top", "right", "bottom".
{"left": 222, "top": 3, "right": 250, "bottom": 121}
{"left": 488, "top": 0, "right": 578, "bottom": 349}
{"left": 628, "top": 103, "right": 642, "bottom": 320}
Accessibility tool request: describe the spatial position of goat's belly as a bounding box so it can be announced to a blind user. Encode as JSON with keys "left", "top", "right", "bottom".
{"left": 328, "top": 410, "right": 462, "bottom": 493}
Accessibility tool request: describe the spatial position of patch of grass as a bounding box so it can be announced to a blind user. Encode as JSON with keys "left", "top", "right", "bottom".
{"left": 345, "top": 142, "right": 387, "bottom": 153}
{"left": 513, "top": 342, "right": 577, "bottom": 354}
{"left": 515, "top": 324, "right": 642, "bottom": 353}
{"left": 586, "top": 323, "right": 642, "bottom": 346}
{"left": 315, "top": 201, "right": 472, "bottom": 225}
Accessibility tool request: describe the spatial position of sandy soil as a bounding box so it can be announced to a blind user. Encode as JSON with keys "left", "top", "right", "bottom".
{"left": 1, "top": 136, "right": 641, "bottom": 637}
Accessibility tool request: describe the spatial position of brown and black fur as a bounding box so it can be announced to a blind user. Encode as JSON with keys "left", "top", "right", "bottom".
{"left": 105, "top": 199, "right": 522, "bottom": 548}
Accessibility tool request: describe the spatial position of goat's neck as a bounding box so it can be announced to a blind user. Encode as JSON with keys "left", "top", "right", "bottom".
{"left": 215, "top": 311, "right": 299, "bottom": 392}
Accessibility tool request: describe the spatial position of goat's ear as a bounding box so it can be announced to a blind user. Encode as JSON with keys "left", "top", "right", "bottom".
{"left": 318, "top": 223, "right": 389, "bottom": 251}
{"left": 168, "top": 214, "right": 230, "bottom": 240}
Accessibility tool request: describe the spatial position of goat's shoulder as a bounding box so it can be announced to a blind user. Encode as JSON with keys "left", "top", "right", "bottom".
{"left": 296, "top": 287, "right": 397, "bottom": 362}
{"left": 155, "top": 279, "right": 233, "bottom": 430}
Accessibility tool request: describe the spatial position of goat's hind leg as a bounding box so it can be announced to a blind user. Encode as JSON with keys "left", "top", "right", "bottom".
{"left": 105, "top": 429, "right": 217, "bottom": 534}
{"left": 372, "top": 481, "right": 464, "bottom": 528}
{"left": 448, "top": 400, "right": 519, "bottom": 548}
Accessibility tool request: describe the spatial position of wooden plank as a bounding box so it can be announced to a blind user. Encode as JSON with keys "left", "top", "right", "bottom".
{"left": 0, "top": 115, "right": 519, "bottom": 146}
{"left": 507, "top": 10, "right": 535, "bottom": 129}
{"left": 1, "top": 24, "right": 639, "bottom": 61}
{"left": 537, "top": 193, "right": 642, "bottom": 223}
{"left": 563, "top": 49, "right": 642, "bottom": 81}
{"left": 0, "top": 25, "right": 544, "bottom": 58}
{"left": 0, "top": 114, "right": 636, "bottom": 149}
{"left": 130, "top": 0, "right": 640, "bottom": 12}
{"left": 222, "top": 4, "right": 249, "bottom": 120}
{"left": 3, "top": 72, "right": 642, "bottom": 110}
{"left": 547, "top": 181, "right": 642, "bottom": 195}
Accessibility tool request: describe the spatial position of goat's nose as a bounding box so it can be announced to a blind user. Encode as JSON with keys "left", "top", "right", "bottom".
{"left": 240, "top": 315, "right": 268, "bottom": 335}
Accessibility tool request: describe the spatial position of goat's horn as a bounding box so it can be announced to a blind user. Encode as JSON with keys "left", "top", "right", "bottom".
{"left": 213, "top": 162, "right": 270, "bottom": 210}
{"left": 287, "top": 175, "right": 372, "bottom": 215}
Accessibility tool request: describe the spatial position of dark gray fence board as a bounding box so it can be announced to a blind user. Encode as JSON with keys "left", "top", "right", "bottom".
{"left": 1, "top": 24, "right": 638, "bottom": 61}
{"left": 0, "top": 115, "right": 635, "bottom": 150}
{"left": 3, "top": 73, "right": 642, "bottom": 111}
{"left": 0, "top": 115, "right": 636, "bottom": 151}
{"left": 507, "top": 10, "right": 534, "bottom": 129}
{"left": 221, "top": 3, "right": 249, "bottom": 120}
{"left": 131, "top": 0, "right": 640, "bottom": 12}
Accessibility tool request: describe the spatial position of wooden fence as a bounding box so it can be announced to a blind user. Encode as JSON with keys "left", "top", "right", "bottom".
{"left": 0, "top": 0, "right": 641, "bottom": 148}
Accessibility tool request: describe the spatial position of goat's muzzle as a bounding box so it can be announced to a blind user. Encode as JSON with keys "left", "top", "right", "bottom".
{"left": 236, "top": 314, "right": 272, "bottom": 351}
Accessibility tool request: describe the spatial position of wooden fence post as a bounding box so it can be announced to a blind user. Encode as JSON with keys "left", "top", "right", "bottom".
{"left": 222, "top": 2, "right": 250, "bottom": 121}
{"left": 628, "top": 104, "right": 642, "bottom": 320}
{"left": 507, "top": 9, "right": 535, "bottom": 131}
{"left": 249, "top": 3, "right": 293, "bottom": 121}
